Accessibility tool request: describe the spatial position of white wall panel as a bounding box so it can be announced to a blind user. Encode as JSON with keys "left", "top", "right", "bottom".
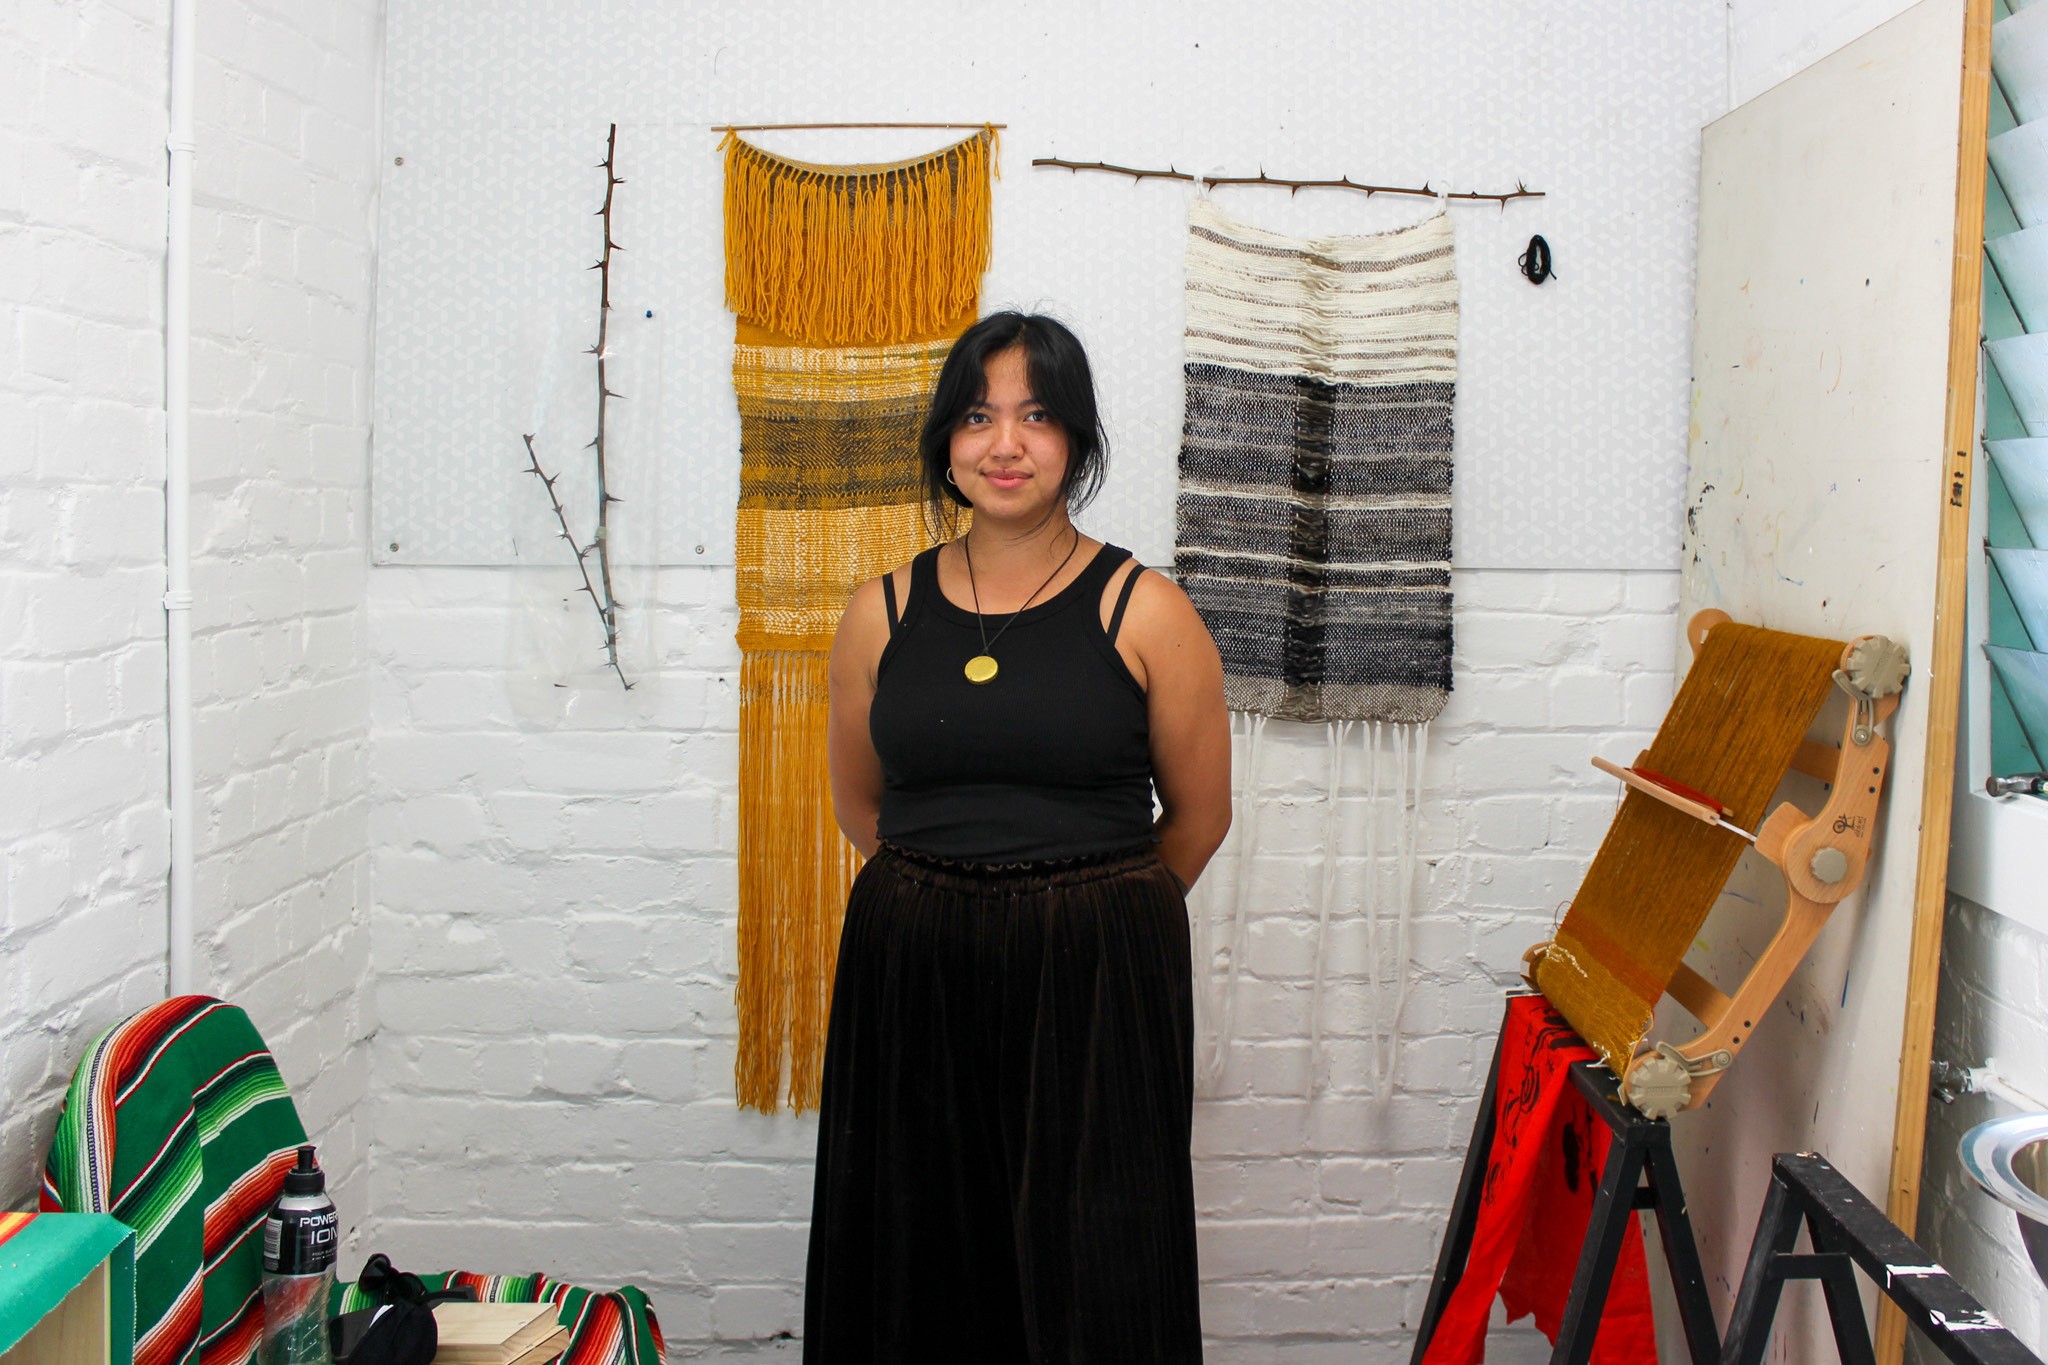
{"left": 373, "top": 0, "right": 1723, "bottom": 571}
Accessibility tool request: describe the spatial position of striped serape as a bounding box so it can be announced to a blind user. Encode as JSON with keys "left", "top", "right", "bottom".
{"left": 40, "top": 996, "right": 307, "bottom": 1365}
{"left": 1174, "top": 198, "right": 1459, "bottom": 724}
{"left": 41, "top": 999, "right": 668, "bottom": 1365}
{"left": 723, "top": 130, "right": 994, "bottom": 1113}
{"left": 335, "top": 1272, "right": 664, "bottom": 1365}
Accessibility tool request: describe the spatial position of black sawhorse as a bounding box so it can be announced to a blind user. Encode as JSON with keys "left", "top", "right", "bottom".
{"left": 1722, "top": 1152, "right": 2044, "bottom": 1365}
{"left": 1409, "top": 1031, "right": 1721, "bottom": 1364}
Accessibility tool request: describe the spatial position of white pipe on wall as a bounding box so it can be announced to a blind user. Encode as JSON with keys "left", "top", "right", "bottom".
{"left": 1969, "top": 1060, "right": 2048, "bottom": 1115}
{"left": 165, "top": 0, "right": 196, "bottom": 995}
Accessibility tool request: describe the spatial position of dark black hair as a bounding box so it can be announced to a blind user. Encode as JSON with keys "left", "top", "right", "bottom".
{"left": 917, "top": 311, "right": 1108, "bottom": 534}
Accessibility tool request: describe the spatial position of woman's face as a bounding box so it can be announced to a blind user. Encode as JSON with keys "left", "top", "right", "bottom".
{"left": 948, "top": 346, "right": 1070, "bottom": 525}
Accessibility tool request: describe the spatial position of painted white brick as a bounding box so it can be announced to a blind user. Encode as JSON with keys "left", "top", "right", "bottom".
{"left": 711, "top": 1285, "right": 802, "bottom": 1343}
{"left": 1, "top": 0, "right": 379, "bottom": 1228}
{"left": 2, "top": 661, "right": 72, "bottom": 755}
{"left": 1455, "top": 613, "right": 1582, "bottom": 671}
{"left": 1547, "top": 670, "right": 1624, "bottom": 728}
{"left": 1540, "top": 572, "right": 1627, "bottom": 617}
{"left": 540, "top": 1038, "right": 627, "bottom": 1097}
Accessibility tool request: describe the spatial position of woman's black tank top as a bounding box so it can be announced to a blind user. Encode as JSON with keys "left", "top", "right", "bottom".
{"left": 868, "top": 542, "right": 1156, "bottom": 863}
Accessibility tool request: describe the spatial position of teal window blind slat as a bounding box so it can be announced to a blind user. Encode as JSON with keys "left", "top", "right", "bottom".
{"left": 1982, "top": 25, "right": 2048, "bottom": 787}
{"left": 1987, "top": 439, "right": 2048, "bottom": 543}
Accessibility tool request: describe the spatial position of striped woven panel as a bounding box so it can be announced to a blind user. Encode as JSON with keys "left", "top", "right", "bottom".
{"left": 733, "top": 329, "right": 949, "bottom": 652}
{"left": 1531, "top": 624, "right": 1845, "bottom": 1074}
{"left": 724, "top": 133, "right": 992, "bottom": 1114}
{"left": 40, "top": 996, "right": 307, "bottom": 1365}
{"left": 1174, "top": 199, "right": 1458, "bottom": 724}
{"left": 335, "top": 1272, "right": 664, "bottom": 1365}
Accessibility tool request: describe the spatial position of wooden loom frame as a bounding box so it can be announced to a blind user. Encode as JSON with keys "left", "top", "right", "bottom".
{"left": 1578, "top": 609, "right": 1904, "bottom": 1118}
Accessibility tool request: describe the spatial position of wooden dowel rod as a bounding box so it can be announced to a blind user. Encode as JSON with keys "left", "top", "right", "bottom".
{"left": 714, "top": 121, "right": 1003, "bottom": 132}
{"left": 1591, "top": 756, "right": 1723, "bottom": 825}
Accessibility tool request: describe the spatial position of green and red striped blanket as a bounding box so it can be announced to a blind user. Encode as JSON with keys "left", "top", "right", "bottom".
{"left": 40, "top": 996, "right": 306, "bottom": 1365}
{"left": 40, "top": 998, "right": 665, "bottom": 1365}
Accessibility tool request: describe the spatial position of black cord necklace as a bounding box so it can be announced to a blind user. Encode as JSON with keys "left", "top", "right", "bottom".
{"left": 961, "top": 531, "right": 1081, "bottom": 685}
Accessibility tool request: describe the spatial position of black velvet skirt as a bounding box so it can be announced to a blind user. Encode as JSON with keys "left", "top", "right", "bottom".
{"left": 803, "top": 843, "right": 1203, "bottom": 1363}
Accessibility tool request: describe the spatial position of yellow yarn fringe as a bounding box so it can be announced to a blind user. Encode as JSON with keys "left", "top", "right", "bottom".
{"left": 721, "top": 128, "right": 999, "bottom": 346}
{"left": 735, "top": 648, "right": 862, "bottom": 1114}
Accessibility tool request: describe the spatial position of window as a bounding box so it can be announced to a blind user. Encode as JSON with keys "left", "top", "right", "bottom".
{"left": 1952, "top": 2, "right": 2048, "bottom": 934}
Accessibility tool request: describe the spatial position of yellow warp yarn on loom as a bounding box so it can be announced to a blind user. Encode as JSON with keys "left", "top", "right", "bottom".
{"left": 725, "top": 131, "right": 993, "bottom": 1114}
{"left": 1532, "top": 623, "right": 1846, "bottom": 1076}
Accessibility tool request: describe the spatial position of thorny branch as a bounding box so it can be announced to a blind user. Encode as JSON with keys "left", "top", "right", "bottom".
{"left": 1031, "top": 157, "right": 1544, "bottom": 207}
{"left": 590, "top": 122, "right": 627, "bottom": 688}
{"left": 522, "top": 433, "right": 627, "bottom": 688}
{"left": 523, "top": 123, "right": 631, "bottom": 691}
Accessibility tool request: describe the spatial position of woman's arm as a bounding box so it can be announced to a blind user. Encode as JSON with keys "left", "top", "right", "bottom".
{"left": 827, "top": 574, "right": 893, "bottom": 857}
{"left": 1114, "top": 566, "right": 1233, "bottom": 890}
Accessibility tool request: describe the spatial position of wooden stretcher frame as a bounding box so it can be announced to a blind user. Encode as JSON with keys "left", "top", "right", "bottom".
{"left": 1588, "top": 609, "right": 1903, "bottom": 1117}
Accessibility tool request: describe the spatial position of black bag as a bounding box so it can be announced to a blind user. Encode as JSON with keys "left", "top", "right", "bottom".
{"left": 328, "top": 1255, "right": 477, "bottom": 1365}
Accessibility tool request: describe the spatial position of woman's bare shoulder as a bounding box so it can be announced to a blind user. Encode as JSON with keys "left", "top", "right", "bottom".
{"left": 1110, "top": 560, "right": 1210, "bottom": 638}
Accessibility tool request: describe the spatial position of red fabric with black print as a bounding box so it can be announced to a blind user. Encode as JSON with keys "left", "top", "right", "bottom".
{"left": 1421, "top": 995, "right": 1657, "bottom": 1363}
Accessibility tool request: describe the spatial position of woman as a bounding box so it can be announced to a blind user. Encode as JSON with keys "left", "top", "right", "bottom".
{"left": 804, "top": 312, "right": 1232, "bottom": 1361}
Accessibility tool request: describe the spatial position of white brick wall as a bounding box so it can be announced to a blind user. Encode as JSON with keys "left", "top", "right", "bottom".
{"left": 365, "top": 563, "right": 1676, "bottom": 1359}
{"left": 2, "top": 0, "right": 176, "bottom": 1209}
{"left": 0, "top": 0, "right": 380, "bottom": 1230}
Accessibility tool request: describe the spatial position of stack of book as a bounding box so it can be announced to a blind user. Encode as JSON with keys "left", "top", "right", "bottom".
{"left": 430, "top": 1303, "right": 569, "bottom": 1365}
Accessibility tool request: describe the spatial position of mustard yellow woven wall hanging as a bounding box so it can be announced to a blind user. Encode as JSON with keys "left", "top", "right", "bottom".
{"left": 723, "top": 127, "right": 996, "bottom": 1113}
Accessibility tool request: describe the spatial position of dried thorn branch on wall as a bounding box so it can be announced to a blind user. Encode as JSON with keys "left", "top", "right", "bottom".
{"left": 522, "top": 123, "right": 632, "bottom": 690}
{"left": 590, "top": 122, "right": 627, "bottom": 689}
{"left": 522, "top": 433, "right": 620, "bottom": 675}
{"left": 1031, "top": 157, "right": 1545, "bottom": 207}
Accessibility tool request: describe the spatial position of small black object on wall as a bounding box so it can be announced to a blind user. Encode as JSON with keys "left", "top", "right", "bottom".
{"left": 1519, "top": 234, "right": 1556, "bottom": 285}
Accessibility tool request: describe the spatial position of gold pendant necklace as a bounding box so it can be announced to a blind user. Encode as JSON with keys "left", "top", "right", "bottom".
{"left": 962, "top": 532, "right": 1081, "bottom": 684}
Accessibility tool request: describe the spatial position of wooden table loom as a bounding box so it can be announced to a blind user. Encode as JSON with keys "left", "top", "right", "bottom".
{"left": 1526, "top": 609, "right": 1909, "bottom": 1119}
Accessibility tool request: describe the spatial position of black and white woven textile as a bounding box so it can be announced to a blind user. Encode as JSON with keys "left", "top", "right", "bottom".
{"left": 1174, "top": 199, "right": 1458, "bottom": 725}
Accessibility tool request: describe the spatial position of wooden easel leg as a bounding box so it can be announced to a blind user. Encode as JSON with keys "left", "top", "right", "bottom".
{"left": 1408, "top": 1015, "right": 1507, "bottom": 1365}
{"left": 1549, "top": 1129, "right": 1650, "bottom": 1364}
{"left": 1644, "top": 1144, "right": 1721, "bottom": 1364}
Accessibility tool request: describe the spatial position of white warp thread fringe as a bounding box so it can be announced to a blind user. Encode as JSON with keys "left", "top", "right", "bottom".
{"left": 1196, "top": 716, "right": 1430, "bottom": 1102}
{"left": 1196, "top": 710, "right": 1266, "bottom": 1095}
{"left": 1306, "top": 719, "right": 1355, "bottom": 1097}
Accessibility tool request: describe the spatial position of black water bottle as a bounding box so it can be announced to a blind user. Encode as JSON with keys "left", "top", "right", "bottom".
{"left": 260, "top": 1145, "right": 338, "bottom": 1365}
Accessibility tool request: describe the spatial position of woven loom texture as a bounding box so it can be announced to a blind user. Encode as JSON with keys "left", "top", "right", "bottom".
{"left": 1532, "top": 624, "right": 1845, "bottom": 1074}
{"left": 726, "top": 136, "right": 990, "bottom": 1113}
{"left": 1174, "top": 200, "right": 1458, "bottom": 724}
{"left": 732, "top": 335, "right": 949, "bottom": 651}
{"left": 40, "top": 996, "right": 309, "bottom": 1365}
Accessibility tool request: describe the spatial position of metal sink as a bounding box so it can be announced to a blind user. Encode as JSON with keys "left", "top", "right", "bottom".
{"left": 1961, "top": 1115, "right": 2048, "bottom": 1286}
